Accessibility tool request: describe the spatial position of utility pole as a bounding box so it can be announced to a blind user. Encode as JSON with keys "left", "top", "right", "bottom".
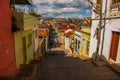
{"left": 87, "top": 0, "right": 103, "bottom": 61}
{"left": 95, "top": 0, "right": 102, "bottom": 61}
{"left": 100, "top": 0, "right": 107, "bottom": 56}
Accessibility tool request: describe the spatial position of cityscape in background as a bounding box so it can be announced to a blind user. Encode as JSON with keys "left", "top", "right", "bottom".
{"left": 0, "top": 0, "right": 120, "bottom": 80}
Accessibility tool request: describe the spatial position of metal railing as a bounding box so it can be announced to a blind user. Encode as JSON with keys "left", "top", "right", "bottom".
{"left": 110, "top": 2, "right": 120, "bottom": 16}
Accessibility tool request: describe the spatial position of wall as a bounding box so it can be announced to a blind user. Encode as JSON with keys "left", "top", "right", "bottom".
{"left": 33, "top": 28, "right": 39, "bottom": 59}
{"left": 75, "top": 28, "right": 91, "bottom": 57}
{"left": 39, "top": 37, "right": 46, "bottom": 58}
{"left": 89, "top": 0, "right": 120, "bottom": 62}
{"left": 102, "top": 19, "right": 120, "bottom": 62}
{"left": 74, "top": 31, "right": 81, "bottom": 53}
{"left": 80, "top": 28, "right": 91, "bottom": 57}
{"left": 65, "top": 37, "right": 71, "bottom": 49}
{"left": 0, "top": 0, "right": 16, "bottom": 76}
{"left": 14, "top": 30, "right": 33, "bottom": 68}
{"left": 89, "top": 18, "right": 102, "bottom": 57}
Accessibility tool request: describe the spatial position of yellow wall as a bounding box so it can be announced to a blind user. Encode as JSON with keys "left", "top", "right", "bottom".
{"left": 79, "top": 27, "right": 91, "bottom": 57}
{"left": 14, "top": 30, "right": 33, "bottom": 68}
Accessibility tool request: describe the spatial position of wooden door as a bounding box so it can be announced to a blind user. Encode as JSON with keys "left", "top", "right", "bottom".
{"left": 109, "top": 32, "right": 120, "bottom": 61}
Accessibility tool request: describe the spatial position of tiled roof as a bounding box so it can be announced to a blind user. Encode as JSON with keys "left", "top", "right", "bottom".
{"left": 58, "top": 25, "right": 75, "bottom": 31}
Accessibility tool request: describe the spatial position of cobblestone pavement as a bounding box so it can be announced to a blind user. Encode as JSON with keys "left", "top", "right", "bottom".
{"left": 33, "top": 48, "right": 120, "bottom": 80}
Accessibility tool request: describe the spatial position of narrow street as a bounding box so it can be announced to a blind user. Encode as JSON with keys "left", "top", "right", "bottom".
{"left": 1, "top": 0, "right": 120, "bottom": 79}
{"left": 33, "top": 48, "right": 120, "bottom": 80}
{"left": 31, "top": 26, "right": 120, "bottom": 80}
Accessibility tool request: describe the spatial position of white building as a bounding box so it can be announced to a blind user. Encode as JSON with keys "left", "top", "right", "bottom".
{"left": 89, "top": 0, "right": 120, "bottom": 63}
{"left": 33, "top": 27, "right": 39, "bottom": 59}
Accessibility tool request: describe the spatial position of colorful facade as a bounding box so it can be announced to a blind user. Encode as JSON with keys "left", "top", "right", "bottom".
{"left": 79, "top": 26, "right": 91, "bottom": 57}
{"left": 74, "top": 31, "right": 81, "bottom": 54}
{"left": 74, "top": 26, "right": 91, "bottom": 57}
{"left": 89, "top": 0, "right": 120, "bottom": 63}
{"left": 0, "top": 0, "right": 16, "bottom": 76}
{"left": 14, "top": 30, "right": 33, "bottom": 68}
{"left": 38, "top": 28, "right": 48, "bottom": 37}
{"left": 58, "top": 25, "right": 75, "bottom": 49}
{"left": 12, "top": 11, "right": 37, "bottom": 68}
{"left": 33, "top": 28, "right": 39, "bottom": 59}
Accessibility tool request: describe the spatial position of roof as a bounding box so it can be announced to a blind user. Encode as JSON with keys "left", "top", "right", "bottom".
{"left": 58, "top": 25, "right": 75, "bottom": 31}
{"left": 80, "top": 26, "right": 91, "bottom": 34}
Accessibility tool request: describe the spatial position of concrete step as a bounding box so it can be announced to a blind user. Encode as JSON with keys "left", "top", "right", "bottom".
{"left": 107, "top": 63, "right": 120, "bottom": 76}
{"left": 91, "top": 60, "right": 107, "bottom": 67}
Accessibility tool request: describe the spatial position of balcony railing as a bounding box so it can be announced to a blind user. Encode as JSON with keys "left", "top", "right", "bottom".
{"left": 110, "top": 2, "right": 120, "bottom": 17}
{"left": 12, "top": 12, "right": 37, "bottom": 31}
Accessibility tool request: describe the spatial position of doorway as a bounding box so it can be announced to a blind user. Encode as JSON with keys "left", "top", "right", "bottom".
{"left": 109, "top": 32, "right": 120, "bottom": 61}
{"left": 22, "top": 37, "right": 27, "bottom": 64}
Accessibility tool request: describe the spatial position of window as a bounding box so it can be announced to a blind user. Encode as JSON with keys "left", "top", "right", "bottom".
{"left": 78, "top": 41, "right": 81, "bottom": 49}
{"left": 112, "top": 0, "right": 120, "bottom": 4}
{"left": 27, "top": 33, "right": 32, "bottom": 47}
{"left": 96, "top": 0, "right": 100, "bottom": 5}
{"left": 86, "top": 41, "right": 90, "bottom": 55}
{"left": 112, "top": 0, "right": 117, "bottom": 4}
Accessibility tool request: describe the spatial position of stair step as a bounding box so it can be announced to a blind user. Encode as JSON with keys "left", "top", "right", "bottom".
{"left": 107, "top": 63, "right": 120, "bottom": 76}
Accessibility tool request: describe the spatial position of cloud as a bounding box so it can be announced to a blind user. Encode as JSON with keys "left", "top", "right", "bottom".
{"left": 37, "top": 6, "right": 79, "bottom": 14}
{"left": 56, "top": 16, "right": 65, "bottom": 18}
{"left": 25, "top": 0, "right": 92, "bottom": 18}
{"left": 86, "top": 9, "right": 92, "bottom": 15}
{"left": 29, "top": 0, "right": 87, "bottom": 8}
{"left": 15, "top": 5, "right": 31, "bottom": 13}
{"left": 59, "top": 7, "right": 79, "bottom": 12}
{"left": 28, "top": 0, "right": 74, "bottom": 4}
{"left": 78, "top": 15, "right": 84, "bottom": 19}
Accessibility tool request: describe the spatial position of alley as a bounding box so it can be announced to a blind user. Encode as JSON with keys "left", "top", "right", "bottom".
{"left": 33, "top": 48, "right": 120, "bottom": 80}
{"left": 1, "top": 0, "right": 120, "bottom": 79}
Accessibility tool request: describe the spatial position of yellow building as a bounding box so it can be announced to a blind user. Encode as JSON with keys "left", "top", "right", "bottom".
{"left": 74, "top": 26, "right": 91, "bottom": 57}
{"left": 12, "top": 11, "right": 37, "bottom": 68}
{"left": 79, "top": 26, "right": 91, "bottom": 57}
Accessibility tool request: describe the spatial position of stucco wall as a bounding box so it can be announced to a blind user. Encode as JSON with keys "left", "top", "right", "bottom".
{"left": 0, "top": 0, "right": 16, "bottom": 76}
{"left": 33, "top": 28, "right": 39, "bottom": 59}
{"left": 89, "top": 18, "right": 120, "bottom": 62}
{"left": 103, "top": 19, "right": 120, "bottom": 62}
{"left": 14, "top": 30, "right": 33, "bottom": 68}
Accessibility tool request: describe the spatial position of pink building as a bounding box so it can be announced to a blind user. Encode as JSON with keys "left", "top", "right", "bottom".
{"left": 0, "top": 0, "right": 16, "bottom": 76}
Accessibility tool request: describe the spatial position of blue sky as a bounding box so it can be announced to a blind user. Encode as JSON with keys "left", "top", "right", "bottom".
{"left": 16, "top": 0, "right": 92, "bottom": 18}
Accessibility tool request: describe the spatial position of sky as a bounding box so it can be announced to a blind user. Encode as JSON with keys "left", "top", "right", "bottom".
{"left": 16, "top": 0, "right": 92, "bottom": 18}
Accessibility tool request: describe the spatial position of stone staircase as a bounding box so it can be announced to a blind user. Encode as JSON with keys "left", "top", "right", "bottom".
{"left": 107, "top": 61, "right": 120, "bottom": 76}
{"left": 0, "top": 59, "right": 39, "bottom": 80}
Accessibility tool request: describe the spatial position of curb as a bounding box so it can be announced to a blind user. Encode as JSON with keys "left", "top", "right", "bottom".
{"left": 91, "top": 59, "right": 120, "bottom": 76}
{"left": 91, "top": 59, "right": 108, "bottom": 67}
{"left": 107, "top": 63, "right": 120, "bottom": 76}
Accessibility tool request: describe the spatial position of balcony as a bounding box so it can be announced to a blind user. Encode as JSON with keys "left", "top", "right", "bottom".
{"left": 12, "top": 12, "right": 37, "bottom": 31}
{"left": 110, "top": 2, "right": 120, "bottom": 17}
